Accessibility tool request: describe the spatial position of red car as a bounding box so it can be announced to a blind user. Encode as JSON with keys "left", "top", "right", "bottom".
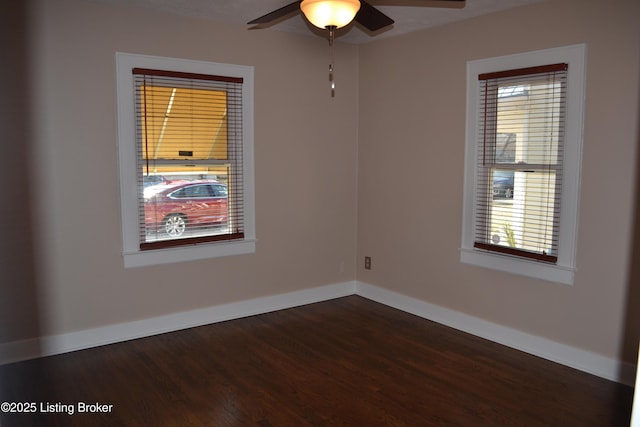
{"left": 143, "top": 180, "right": 228, "bottom": 238}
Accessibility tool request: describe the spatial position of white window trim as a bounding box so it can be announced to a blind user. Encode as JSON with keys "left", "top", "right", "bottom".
{"left": 460, "top": 44, "right": 586, "bottom": 285}
{"left": 115, "top": 52, "right": 256, "bottom": 268}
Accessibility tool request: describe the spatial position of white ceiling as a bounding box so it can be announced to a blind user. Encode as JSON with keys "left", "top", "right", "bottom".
{"left": 90, "top": 0, "right": 543, "bottom": 44}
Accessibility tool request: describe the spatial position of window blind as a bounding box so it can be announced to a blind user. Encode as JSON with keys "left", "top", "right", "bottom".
{"left": 474, "top": 63, "right": 568, "bottom": 263}
{"left": 133, "top": 68, "right": 245, "bottom": 250}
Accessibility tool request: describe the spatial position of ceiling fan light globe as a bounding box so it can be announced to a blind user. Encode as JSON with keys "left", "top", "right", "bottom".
{"left": 300, "top": 0, "right": 361, "bottom": 29}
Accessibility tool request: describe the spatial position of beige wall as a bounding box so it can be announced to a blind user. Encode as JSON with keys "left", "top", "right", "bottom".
{"left": 1, "top": 0, "right": 640, "bottom": 370}
{"left": 0, "top": 2, "right": 41, "bottom": 345}
{"left": 357, "top": 0, "right": 640, "bottom": 363}
{"left": 0, "top": 0, "right": 358, "bottom": 341}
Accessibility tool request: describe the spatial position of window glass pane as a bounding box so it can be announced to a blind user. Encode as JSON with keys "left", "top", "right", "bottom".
{"left": 476, "top": 67, "right": 566, "bottom": 262}
{"left": 134, "top": 72, "right": 245, "bottom": 249}
{"left": 488, "top": 169, "right": 558, "bottom": 256}
{"left": 142, "top": 166, "right": 231, "bottom": 242}
{"left": 139, "top": 86, "right": 228, "bottom": 161}
{"left": 495, "top": 80, "right": 564, "bottom": 167}
{"left": 495, "top": 133, "right": 516, "bottom": 163}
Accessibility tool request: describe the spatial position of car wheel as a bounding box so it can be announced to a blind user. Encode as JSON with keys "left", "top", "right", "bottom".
{"left": 164, "top": 214, "right": 186, "bottom": 238}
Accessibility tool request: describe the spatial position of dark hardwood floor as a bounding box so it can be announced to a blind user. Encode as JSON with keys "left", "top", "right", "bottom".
{"left": 0, "top": 296, "right": 634, "bottom": 426}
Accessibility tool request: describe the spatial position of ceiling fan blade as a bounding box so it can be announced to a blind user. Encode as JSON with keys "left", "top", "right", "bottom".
{"left": 355, "top": 1, "right": 395, "bottom": 32}
{"left": 370, "top": 0, "right": 464, "bottom": 5}
{"left": 247, "top": 1, "right": 301, "bottom": 25}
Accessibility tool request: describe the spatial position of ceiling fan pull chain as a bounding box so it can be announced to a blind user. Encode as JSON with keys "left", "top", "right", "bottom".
{"left": 329, "top": 56, "right": 335, "bottom": 97}
{"left": 329, "top": 63, "right": 335, "bottom": 97}
{"left": 328, "top": 25, "right": 336, "bottom": 98}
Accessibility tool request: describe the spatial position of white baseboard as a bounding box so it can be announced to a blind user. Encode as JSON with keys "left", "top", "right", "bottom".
{"left": 355, "top": 281, "right": 636, "bottom": 386}
{"left": 0, "top": 281, "right": 357, "bottom": 366}
{"left": 0, "top": 279, "right": 634, "bottom": 386}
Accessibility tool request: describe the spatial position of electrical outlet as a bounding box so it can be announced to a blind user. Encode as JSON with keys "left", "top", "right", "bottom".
{"left": 364, "top": 256, "right": 372, "bottom": 270}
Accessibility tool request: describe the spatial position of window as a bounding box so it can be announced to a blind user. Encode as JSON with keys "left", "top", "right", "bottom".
{"left": 116, "top": 53, "right": 255, "bottom": 268}
{"left": 461, "top": 45, "right": 586, "bottom": 285}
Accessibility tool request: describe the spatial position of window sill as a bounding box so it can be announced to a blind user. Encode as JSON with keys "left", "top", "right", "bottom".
{"left": 124, "top": 239, "right": 256, "bottom": 268}
{"left": 460, "top": 247, "right": 575, "bottom": 285}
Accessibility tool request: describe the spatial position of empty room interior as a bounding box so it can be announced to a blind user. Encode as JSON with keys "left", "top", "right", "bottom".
{"left": 1, "top": 0, "right": 640, "bottom": 425}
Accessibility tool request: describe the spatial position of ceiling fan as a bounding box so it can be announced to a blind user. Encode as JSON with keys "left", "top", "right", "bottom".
{"left": 247, "top": 0, "right": 466, "bottom": 34}
{"left": 248, "top": 0, "right": 465, "bottom": 97}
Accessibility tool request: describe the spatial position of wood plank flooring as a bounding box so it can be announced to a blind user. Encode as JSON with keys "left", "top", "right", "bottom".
{"left": 0, "top": 296, "right": 633, "bottom": 426}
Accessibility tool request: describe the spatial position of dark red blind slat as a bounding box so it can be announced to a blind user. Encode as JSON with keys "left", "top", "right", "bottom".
{"left": 140, "top": 232, "right": 245, "bottom": 251}
{"left": 473, "top": 242, "right": 558, "bottom": 263}
{"left": 133, "top": 67, "right": 243, "bottom": 84}
{"left": 479, "top": 63, "right": 568, "bottom": 81}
